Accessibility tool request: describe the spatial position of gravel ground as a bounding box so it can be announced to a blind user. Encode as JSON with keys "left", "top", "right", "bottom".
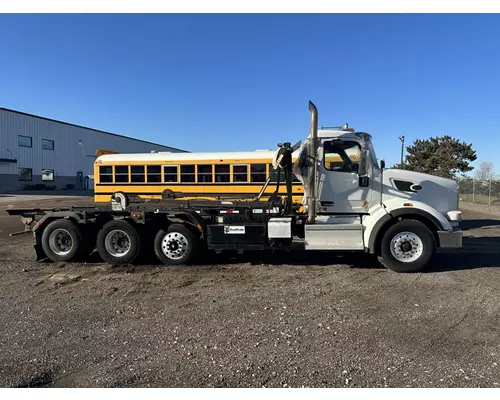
{"left": 0, "top": 197, "right": 500, "bottom": 388}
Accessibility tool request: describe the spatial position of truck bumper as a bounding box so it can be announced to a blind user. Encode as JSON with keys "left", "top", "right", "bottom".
{"left": 438, "top": 229, "right": 463, "bottom": 248}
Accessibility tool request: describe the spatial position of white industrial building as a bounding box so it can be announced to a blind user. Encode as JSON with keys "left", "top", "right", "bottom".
{"left": 0, "top": 107, "right": 186, "bottom": 192}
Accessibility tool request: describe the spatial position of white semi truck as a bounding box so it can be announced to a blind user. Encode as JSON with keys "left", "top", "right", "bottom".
{"left": 7, "top": 101, "right": 463, "bottom": 272}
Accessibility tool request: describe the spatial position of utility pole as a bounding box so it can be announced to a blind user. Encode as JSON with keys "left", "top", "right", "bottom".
{"left": 399, "top": 135, "right": 405, "bottom": 167}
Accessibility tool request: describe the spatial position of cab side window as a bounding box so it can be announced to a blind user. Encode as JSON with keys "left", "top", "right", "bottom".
{"left": 323, "top": 141, "right": 360, "bottom": 173}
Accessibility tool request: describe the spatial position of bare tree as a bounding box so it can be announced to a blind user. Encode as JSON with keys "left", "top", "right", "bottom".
{"left": 474, "top": 161, "right": 495, "bottom": 180}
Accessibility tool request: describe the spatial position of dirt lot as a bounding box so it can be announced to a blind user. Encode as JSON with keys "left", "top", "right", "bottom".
{"left": 0, "top": 196, "right": 499, "bottom": 388}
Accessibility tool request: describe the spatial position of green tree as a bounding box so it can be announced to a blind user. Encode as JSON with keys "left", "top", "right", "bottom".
{"left": 394, "top": 135, "right": 477, "bottom": 179}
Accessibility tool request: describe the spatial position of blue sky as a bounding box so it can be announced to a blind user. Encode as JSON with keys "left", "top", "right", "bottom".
{"left": 0, "top": 14, "right": 498, "bottom": 172}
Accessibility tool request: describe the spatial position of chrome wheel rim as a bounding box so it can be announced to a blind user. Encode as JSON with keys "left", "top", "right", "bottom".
{"left": 390, "top": 231, "right": 423, "bottom": 263}
{"left": 104, "top": 229, "right": 131, "bottom": 258}
{"left": 161, "top": 232, "right": 189, "bottom": 260}
{"left": 49, "top": 228, "right": 73, "bottom": 255}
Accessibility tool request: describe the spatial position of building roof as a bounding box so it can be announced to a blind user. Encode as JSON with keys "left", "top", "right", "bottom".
{"left": 0, "top": 107, "right": 188, "bottom": 153}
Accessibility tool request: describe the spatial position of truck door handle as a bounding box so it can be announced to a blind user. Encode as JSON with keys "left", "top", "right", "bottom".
{"left": 321, "top": 201, "right": 335, "bottom": 206}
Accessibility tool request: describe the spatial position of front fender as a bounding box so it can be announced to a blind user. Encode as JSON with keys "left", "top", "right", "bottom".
{"left": 364, "top": 199, "right": 453, "bottom": 253}
{"left": 383, "top": 199, "right": 453, "bottom": 231}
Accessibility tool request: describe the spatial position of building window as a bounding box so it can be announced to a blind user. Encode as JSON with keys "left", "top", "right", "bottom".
{"left": 147, "top": 165, "right": 162, "bottom": 183}
{"left": 42, "top": 169, "right": 54, "bottom": 181}
{"left": 233, "top": 165, "right": 248, "bottom": 183}
{"left": 99, "top": 166, "right": 113, "bottom": 183}
{"left": 131, "top": 166, "right": 145, "bottom": 183}
{"left": 19, "top": 168, "right": 33, "bottom": 181}
{"left": 18, "top": 135, "right": 32, "bottom": 148}
{"left": 215, "top": 164, "right": 230, "bottom": 183}
{"left": 197, "top": 164, "right": 213, "bottom": 183}
{"left": 250, "top": 164, "right": 267, "bottom": 183}
{"left": 115, "top": 166, "right": 129, "bottom": 183}
{"left": 42, "top": 139, "right": 54, "bottom": 151}
{"left": 180, "top": 165, "right": 195, "bottom": 183}
{"left": 164, "top": 165, "right": 178, "bottom": 183}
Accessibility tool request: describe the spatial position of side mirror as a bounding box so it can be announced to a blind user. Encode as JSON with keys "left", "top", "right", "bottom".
{"left": 359, "top": 175, "right": 370, "bottom": 187}
{"left": 380, "top": 159, "right": 386, "bottom": 169}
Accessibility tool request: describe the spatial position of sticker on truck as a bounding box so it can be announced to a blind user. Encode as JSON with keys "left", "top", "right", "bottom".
{"left": 224, "top": 226, "right": 245, "bottom": 234}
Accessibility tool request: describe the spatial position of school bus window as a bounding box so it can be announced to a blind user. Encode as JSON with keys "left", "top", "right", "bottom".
{"left": 181, "top": 165, "right": 195, "bottom": 183}
{"left": 164, "top": 165, "right": 178, "bottom": 183}
{"left": 268, "top": 164, "right": 285, "bottom": 183}
{"left": 99, "top": 166, "right": 113, "bottom": 183}
{"left": 131, "top": 165, "right": 145, "bottom": 183}
{"left": 198, "top": 164, "right": 213, "bottom": 183}
{"left": 147, "top": 165, "right": 162, "bottom": 183}
{"left": 251, "top": 164, "right": 266, "bottom": 183}
{"left": 233, "top": 165, "right": 248, "bottom": 183}
{"left": 215, "top": 165, "right": 230, "bottom": 182}
{"left": 293, "top": 173, "right": 300, "bottom": 182}
{"left": 115, "top": 166, "right": 129, "bottom": 183}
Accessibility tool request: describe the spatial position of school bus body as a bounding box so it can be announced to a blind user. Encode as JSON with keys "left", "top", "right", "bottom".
{"left": 94, "top": 150, "right": 301, "bottom": 203}
{"left": 93, "top": 149, "right": 357, "bottom": 204}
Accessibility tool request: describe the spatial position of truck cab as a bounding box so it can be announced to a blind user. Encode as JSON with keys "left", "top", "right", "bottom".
{"left": 296, "top": 123, "right": 463, "bottom": 272}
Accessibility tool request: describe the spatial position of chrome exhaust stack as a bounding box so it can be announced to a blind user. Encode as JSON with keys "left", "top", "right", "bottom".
{"left": 307, "top": 101, "right": 318, "bottom": 224}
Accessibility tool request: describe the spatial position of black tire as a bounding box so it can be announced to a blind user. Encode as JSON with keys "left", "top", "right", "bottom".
{"left": 96, "top": 220, "right": 141, "bottom": 266}
{"left": 380, "top": 219, "right": 436, "bottom": 273}
{"left": 154, "top": 224, "right": 199, "bottom": 265}
{"left": 41, "top": 219, "right": 84, "bottom": 262}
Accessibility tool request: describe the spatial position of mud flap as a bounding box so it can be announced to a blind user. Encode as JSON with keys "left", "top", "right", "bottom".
{"left": 34, "top": 244, "right": 47, "bottom": 262}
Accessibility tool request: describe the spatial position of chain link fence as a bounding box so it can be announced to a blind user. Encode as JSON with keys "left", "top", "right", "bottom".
{"left": 459, "top": 178, "right": 500, "bottom": 205}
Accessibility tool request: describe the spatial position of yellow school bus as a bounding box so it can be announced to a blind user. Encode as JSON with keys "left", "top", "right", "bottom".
{"left": 94, "top": 150, "right": 305, "bottom": 204}
{"left": 93, "top": 149, "right": 359, "bottom": 204}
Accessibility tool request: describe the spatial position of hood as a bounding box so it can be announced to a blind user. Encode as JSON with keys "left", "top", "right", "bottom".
{"left": 382, "top": 168, "right": 459, "bottom": 215}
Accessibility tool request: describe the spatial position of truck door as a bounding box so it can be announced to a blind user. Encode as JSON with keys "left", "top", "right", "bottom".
{"left": 318, "top": 139, "right": 371, "bottom": 214}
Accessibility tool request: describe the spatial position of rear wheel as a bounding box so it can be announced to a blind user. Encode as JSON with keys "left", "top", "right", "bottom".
{"left": 380, "top": 219, "right": 436, "bottom": 273}
{"left": 154, "top": 224, "right": 199, "bottom": 265}
{"left": 96, "top": 220, "right": 141, "bottom": 266}
{"left": 41, "top": 219, "right": 84, "bottom": 262}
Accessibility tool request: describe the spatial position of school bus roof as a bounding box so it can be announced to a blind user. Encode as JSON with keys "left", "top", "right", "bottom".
{"left": 96, "top": 150, "right": 297, "bottom": 163}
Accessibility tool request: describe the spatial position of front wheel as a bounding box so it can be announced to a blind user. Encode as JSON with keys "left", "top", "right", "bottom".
{"left": 154, "top": 224, "right": 199, "bottom": 265}
{"left": 380, "top": 219, "right": 436, "bottom": 273}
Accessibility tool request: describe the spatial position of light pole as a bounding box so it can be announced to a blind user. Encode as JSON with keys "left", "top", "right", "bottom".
{"left": 399, "top": 135, "right": 405, "bottom": 167}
